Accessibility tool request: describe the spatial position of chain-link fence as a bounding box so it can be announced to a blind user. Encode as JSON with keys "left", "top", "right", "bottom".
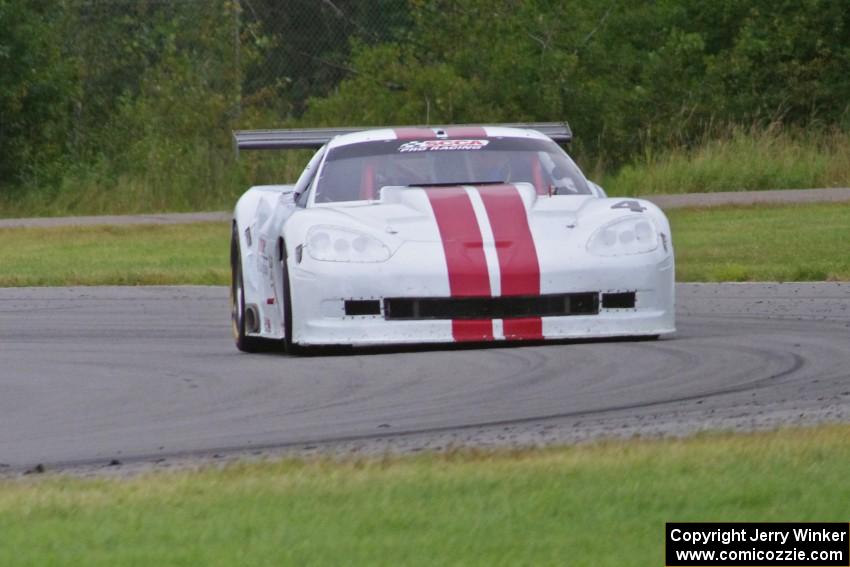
{"left": 240, "top": 0, "right": 409, "bottom": 117}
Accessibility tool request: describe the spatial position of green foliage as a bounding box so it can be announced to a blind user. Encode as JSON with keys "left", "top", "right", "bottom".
{"left": 0, "top": 0, "right": 74, "bottom": 185}
{"left": 307, "top": 42, "right": 484, "bottom": 126}
{"left": 306, "top": 0, "right": 850, "bottom": 168}
{"left": 2, "top": 0, "right": 850, "bottom": 216}
{"left": 61, "top": 2, "right": 242, "bottom": 206}
{"left": 1, "top": 1, "right": 271, "bottom": 214}
{"left": 244, "top": 0, "right": 411, "bottom": 117}
{"left": 701, "top": 0, "right": 850, "bottom": 125}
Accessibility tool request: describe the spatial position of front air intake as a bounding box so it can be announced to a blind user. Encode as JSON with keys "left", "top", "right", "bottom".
{"left": 384, "top": 293, "right": 599, "bottom": 320}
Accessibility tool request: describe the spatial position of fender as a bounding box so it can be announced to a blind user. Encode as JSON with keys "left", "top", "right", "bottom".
{"left": 233, "top": 185, "right": 297, "bottom": 340}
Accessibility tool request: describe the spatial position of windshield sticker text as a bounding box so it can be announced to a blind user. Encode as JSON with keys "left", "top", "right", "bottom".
{"left": 398, "top": 139, "right": 489, "bottom": 152}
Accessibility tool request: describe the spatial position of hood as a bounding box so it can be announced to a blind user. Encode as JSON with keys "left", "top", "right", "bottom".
{"left": 305, "top": 183, "right": 596, "bottom": 244}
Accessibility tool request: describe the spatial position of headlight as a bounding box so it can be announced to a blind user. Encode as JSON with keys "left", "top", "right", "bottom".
{"left": 306, "top": 226, "right": 392, "bottom": 263}
{"left": 587, "top": 217, "right": 659, "bottom": 256}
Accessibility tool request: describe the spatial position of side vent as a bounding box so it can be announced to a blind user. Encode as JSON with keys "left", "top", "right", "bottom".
{"left": 601, "top": 292, "right": 636, "bottom": 309}
{"left": 344, "top": 300, "right": 381, "bottom": 316}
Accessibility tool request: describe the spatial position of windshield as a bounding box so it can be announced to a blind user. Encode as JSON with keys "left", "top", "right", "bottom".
{"left": 312, "top": 137, "right": 591, "bottom": 203}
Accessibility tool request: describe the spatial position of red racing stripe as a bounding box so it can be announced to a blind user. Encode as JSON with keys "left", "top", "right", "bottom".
{"left": 445, "top": 126, "right": 487, "bottom": 138}
{"left": 395, "top": 126, "right": 489, "bottom": 140}
{"left": 425, "top": 187, "right": 493, "bottom": 342}
{"left": 451, "top": 320, "right": 494, "bottom": 341}
{"left": 477, "top": 184, "right": 543, "bottom": 340}
{"left": 394, "top": 127, "right": 437, "bottom": 140}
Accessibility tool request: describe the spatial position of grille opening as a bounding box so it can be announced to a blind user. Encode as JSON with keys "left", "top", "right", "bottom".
{"left": 384, "top": 293, "right": 599, "bottom": 320}
{"left": 344, "top": 299, "right": 381, "bottom": 316}
{"left": 601, "top": 292, "right": 636, "bottom": 309}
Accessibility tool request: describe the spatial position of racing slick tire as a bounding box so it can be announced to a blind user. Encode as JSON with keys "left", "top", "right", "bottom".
{"left": 280, "top": 238, "right": 296, "bottom": 354}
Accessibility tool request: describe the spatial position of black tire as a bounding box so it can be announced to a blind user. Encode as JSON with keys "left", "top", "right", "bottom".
{"left": 281, "top": 239, "right": 296, "bottom": 354}
{"left": 230, "top": 224, "right": 267, "bottom": 353}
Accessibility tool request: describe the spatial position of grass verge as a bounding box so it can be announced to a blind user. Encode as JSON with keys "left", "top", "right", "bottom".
{"left": 668, "top": 202, "right": 850, "bottom": 281}
{"left": 1, "top": 425, "right": 849, "bottom": 566}
{"left": 0, "top": 223, "right": 229, "bottom": 287}
{"left": 1, "top": 202, "right": 849, "bottom": 287}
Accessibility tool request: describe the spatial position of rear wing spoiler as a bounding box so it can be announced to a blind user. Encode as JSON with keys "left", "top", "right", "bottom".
{"left": 232, "top": 122, "right": 572, "bottom": 152}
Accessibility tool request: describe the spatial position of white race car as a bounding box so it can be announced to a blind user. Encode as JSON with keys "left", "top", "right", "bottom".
{"left": 230, "top": 123, "right": 675, "bottom": 352}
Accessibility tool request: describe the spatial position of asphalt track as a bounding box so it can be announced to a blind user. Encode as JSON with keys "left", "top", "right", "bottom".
{"left": 1, "top": 283, "right": 848, "bottom": 473}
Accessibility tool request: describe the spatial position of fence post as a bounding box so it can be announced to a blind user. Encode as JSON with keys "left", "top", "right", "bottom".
{"left": 233, "top": 0, "right": 242, "bottom": 121}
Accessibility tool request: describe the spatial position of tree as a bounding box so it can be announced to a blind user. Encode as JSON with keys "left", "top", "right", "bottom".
{"left": 304, "top": 0, "right": 850, "bottom": 166}
{"left": 0, "top": 0, "right": 73, "bottom": 187}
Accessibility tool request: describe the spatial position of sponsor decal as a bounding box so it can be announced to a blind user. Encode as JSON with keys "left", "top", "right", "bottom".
{"left": 398, "top": 139, "right": 489, "bottom": 153}
{"left": 257, "top": 237, "right": 271, "bottom": 275}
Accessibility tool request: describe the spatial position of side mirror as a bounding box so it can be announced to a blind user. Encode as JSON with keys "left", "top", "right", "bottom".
{"left": 587, "top": 181, "right": 607, "bottom": 198}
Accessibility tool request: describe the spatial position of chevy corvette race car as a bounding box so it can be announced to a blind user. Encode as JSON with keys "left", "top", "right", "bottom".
{"left": 230, "top": 123, "right": 675, "bottom": 352}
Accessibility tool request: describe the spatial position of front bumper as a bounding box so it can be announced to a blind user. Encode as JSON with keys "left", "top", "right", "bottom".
{"left": 288, "top": 245, "right": 675, "bottom": 346}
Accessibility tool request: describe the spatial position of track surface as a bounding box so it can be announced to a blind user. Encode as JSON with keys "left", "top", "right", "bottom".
{"left": 1, "top": 283, "right": 848, "bottom": 471}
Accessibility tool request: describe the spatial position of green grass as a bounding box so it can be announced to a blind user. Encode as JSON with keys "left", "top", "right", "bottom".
{"left": 1, "top": 202, "right": 849, "bottom": 287}
{"left": 1, "top": 425, "right": 848, "bottom": 566}
{"left": 601, "top": 126, "right": 850, "bottom": 196}
{"left": 0, "top": 223, "right": 229, "bottom": 287}
{"left": 668, "top": 202, "right": 850, "bottom": 281}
